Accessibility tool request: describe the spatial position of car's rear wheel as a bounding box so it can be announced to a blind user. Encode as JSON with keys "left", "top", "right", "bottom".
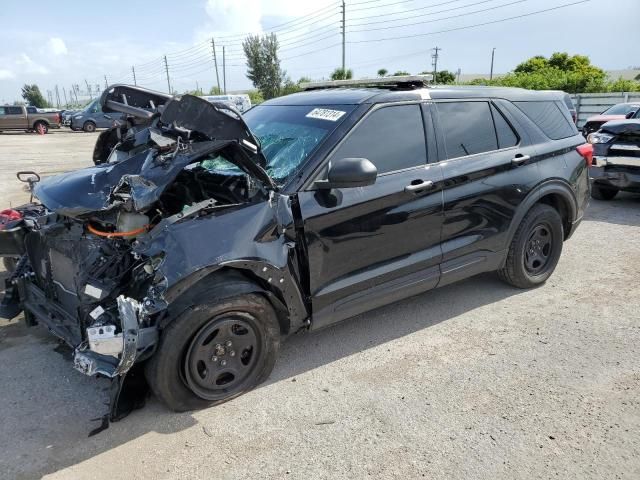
{"left": 591, "top": 184, "right": 618, "bottom": 201}
{"left": 498, "top": 204, "right": 563, "bottom": 289}
{"left": 34, "top": 121, "right": 48, "bottom": 135}
{"left": 145, "top": 293, "right": 280, "bottom": 412}
{"left": 83, "top": 121, "right": 96, "bottom": 133}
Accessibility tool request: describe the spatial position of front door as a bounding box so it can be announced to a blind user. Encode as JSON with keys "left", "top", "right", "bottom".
{"left": 297, "top": 103, "right": 444, "bottom": 329}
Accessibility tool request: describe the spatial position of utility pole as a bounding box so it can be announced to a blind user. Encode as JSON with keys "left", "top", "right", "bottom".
{"left": 340, "top": 0, "right": 346, "bottom": 71}
{"left": 73, "top": 85, "right": 79, "bottom": 104}
{"left": 211, "top": 38, "right": 221, "bottom": 93}
{"left": 85, "top": 79, "right": 92, "bottom": 99}
{"left": 104, "top": 75, "right": 109, "bottom": 89}
{"left": 132, "top": 66, "right": 137, "bottom": 86}
{"left": 489, "top": 47, "right": 496, "bottom": 81}
{"left": 222, "top": 46, "right": 226, "bottom": 94}
{"left": 54, "top": 85, "right": 61, "bottom": 108}
{"left": 47, "top": 90, "right": 53, "bottom": 106}
{"left": 163, "top": 55, "right": 172, "bottom": 94}
{"left": 456, "top": 68, "right": 461, "bottom": 84}
{"left": 431, "top": 46, "right": 441, "bottom": 84}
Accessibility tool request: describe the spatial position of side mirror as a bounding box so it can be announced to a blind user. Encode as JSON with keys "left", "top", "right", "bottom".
{"left": 317, "top": 158, "right": 377, "bottom": 189}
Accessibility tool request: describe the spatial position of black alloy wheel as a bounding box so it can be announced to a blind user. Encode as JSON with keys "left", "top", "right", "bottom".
{"left": 145, "top": 293, "right": 280, "bottom": 412}
{"left": 183, "top": 313, "right": 261, "bottom": 401}
{"left": 523, "top": 223, "right": 554, "bottom": 275}
{"left": 498, "top": 204, "right": 563, "bottom": 289}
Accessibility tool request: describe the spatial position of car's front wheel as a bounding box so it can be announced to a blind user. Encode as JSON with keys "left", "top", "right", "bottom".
{"left": 591, "top": 184, "right": 618, "bottom": 201}
{"left": 83, "top": 121, "right": 96, "bottom": 133}
{"left": 498, "top": 204, "right": 563, "bottom": 289}
{"left": 145, "top": 293, "right": 280, "bottom": 412}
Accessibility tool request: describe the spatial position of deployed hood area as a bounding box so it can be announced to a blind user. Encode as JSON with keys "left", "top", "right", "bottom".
{"left": 33, "top": 87, "right": 276, "bottom": 219}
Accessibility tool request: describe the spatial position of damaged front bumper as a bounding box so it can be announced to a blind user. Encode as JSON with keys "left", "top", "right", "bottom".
{"left": 13, "top": 275, "right": 158, "bottom": 378}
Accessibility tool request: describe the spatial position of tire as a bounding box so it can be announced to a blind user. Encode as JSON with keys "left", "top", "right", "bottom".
{"left": 498, "top": 204, "right": 564, "bottom": 289}
{"left": 2, "top": 257, "right": 18, "bottom": 272}
{"left": 33, "top": 121, "right": 48, "bottom": 135}
{"left": 590, "top": 184, "right": 618, "bottom": 201}
{"left": 145, "top": 293, "right": 280, "bottom": 412}
{"left": 83, "top": 121, "right": 96, "bottom": 133}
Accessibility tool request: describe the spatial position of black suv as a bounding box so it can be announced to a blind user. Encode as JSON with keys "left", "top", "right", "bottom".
{"left": 0, "top": 81, "right": 590, "bottom": 417}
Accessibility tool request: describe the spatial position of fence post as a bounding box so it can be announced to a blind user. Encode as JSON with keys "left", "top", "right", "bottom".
{"left": 624, "top": 92, "right": 629, "bottom": 103}
{"left": 575, "top": 94, "right": 582, "bottom": 126}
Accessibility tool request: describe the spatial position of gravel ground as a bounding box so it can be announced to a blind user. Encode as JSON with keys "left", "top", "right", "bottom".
{"left": 0, "top": 130, "right": 638, "bottom": 480}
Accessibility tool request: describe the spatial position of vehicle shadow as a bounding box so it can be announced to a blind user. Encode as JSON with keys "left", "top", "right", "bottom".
{"left": 0, "top": 272, "right": 525, "bottom": 479}
{"left": 585, "top": 192, "right": 640, "bottom": 227}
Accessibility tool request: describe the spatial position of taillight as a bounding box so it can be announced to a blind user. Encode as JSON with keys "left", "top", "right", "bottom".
{"left": 576, "top": 143, "right": 594, "bottom": 166}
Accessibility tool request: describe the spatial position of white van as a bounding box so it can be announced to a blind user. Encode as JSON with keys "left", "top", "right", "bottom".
{"left": 200, "top": 94, "right": 252, "bottom": 113}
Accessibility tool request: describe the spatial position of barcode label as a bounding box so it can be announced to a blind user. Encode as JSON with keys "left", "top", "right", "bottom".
{"left": 306, "top": 108, "right": 346, "bottom": 122}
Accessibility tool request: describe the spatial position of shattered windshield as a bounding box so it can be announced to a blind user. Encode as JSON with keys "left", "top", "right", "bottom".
{"left": 242, "top": 104, "right": 355, "bottom": 184}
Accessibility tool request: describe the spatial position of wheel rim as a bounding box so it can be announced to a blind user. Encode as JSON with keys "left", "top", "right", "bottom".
{"left": 183, "top": 313, "right": 261, "bottom": 400}
{"left": 524, "top": 223, "right": 554, "bottom": 275}
{"left": 36, "top": 124, "right": 46, "bottom": 135}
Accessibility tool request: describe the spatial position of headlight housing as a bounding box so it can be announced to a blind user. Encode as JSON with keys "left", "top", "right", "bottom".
{"left": 587, "top": 132, "right": 614, "bottom": 144}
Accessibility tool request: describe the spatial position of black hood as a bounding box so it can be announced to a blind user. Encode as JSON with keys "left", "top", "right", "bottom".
{"left": 33, "top": 88, "right": 277, "bottom": 218}
{"left": 600, "top": 119, "right": 640, "bottom": 136}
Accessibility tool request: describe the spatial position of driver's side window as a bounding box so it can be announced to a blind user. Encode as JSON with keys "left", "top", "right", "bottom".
{"left": 330, "top": 104, "right": 427, "bottom": 174}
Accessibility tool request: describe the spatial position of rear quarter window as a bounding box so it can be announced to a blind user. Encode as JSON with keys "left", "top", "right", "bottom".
{"left": 514, "top": 101, "right": 575, "bottom": 140}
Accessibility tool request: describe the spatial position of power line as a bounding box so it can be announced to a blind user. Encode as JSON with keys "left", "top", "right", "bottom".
{"left": 349, "top": 0, "right": 501, "bottom": 26}
{"left": 347, "top": 0, "right": 530, "bottom": 32}
{"left": 347, "top": 0, "right": 590, "bottom": 43}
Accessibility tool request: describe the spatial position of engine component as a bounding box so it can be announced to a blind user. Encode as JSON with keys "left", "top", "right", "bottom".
{"left": 116, "top": 212, "right": 149, "bottom": 235}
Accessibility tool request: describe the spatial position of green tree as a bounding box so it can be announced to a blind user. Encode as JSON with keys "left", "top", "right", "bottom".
{"left": 392, "top": 70, "right": 410, "bottom": 76}
{"left": 21, "top": 84, "right": 49, "bottom": 108}
{"left": 501, "top": 52, "right": 607, "bottom": 93}
{"left": 243, "top": 33, "right": 286, "bottom": 99}
{"left": 330, "top": 68, "right": 353, "bottom": 80}
{"left": 377, "top": 68, "right": 388, "bottom": 77}
{"left": 635, "top": 73, "right": 640, "bottom": 81}
{"left": 209, "top": 86, "right": 222, "bottom": 95}
{"left": 435, "top": 70, "right": 456, "bottom": 84}
{"left": 247, "top": 90, "right": 265, "bottom": 105}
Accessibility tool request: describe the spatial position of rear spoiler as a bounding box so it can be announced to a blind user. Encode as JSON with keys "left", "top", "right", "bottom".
{"left": 99, "top": 85, "right": 172, "bottom": 119}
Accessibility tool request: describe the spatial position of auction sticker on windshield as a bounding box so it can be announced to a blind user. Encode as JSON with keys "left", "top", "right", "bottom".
{"left": 306, "top": 108, "right": 346, "bottom": 122}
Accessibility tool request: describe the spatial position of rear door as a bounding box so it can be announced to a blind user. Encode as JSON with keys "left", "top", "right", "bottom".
{"left": 433, "top": 99, "right": 539, "bottom": 285}
{"left": 298, "top": 102, "right": 444, "bottom": 329}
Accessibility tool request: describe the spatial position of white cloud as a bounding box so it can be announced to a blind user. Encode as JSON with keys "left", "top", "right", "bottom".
{"left": 0, "top": 69, "right": 14, "bottom": 79}
{"left": 48, "top": 37, "right": 68, "bottom": 56}
{"left": 15, "top": 54, "right": 49, "bottom": 75}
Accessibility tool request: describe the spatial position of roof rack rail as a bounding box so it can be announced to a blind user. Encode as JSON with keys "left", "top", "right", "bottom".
{"left": 300, "top": 74, "right": 433, "bottom": 91}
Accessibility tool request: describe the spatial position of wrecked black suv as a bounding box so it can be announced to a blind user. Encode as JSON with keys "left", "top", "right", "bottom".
{"left": 0, "top": 78, "right": 590, "bottom": 417}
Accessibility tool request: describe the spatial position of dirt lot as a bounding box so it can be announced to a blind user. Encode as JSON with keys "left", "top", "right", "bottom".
{"left": 0, "top": 130, "right": 639, "bottom": 480}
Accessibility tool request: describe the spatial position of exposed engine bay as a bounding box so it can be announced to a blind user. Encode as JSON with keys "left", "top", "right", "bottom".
{"left": 0, "top": 86, "right": 300, "bottom": 431}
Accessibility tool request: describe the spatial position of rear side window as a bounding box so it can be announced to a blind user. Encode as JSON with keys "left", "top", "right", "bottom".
{"left": 332, "top": 104, "right": 426, "bottom": 174}
{"left": 436, "top": 101, "right": 497, "bottom": 158}
{"left": 6, "top": 106, "right": 22, "bottom": 114}
{"left": 491, "top": 104, "right": 518, "bottom": 149}
{"left": 0, "top": 107, "right": 5, "bottom": 115}
{"left": 514, "top": 101, "right": 574, "bottom": 140}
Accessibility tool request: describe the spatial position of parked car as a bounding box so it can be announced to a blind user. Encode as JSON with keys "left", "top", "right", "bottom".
{"left": 582, "top": 102, "right": 640, "bottom": 137}
{"left": 0, "top": 81, "right": 590, "bottom": 421}
{"left": 69, "top": 98, "right": 124, "bottom": 132}
{"left": 200, "top": 94, "right": 252, "bottom": 113}
{"left": 0, "top": 105, "right": 61, "bottom": 134}
{"left": 587, "top": 119, "right": 640, "bottom": 200}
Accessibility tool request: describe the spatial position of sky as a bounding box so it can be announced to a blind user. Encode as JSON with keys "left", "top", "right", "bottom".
{"left": 0, "top": 0, "right": 638, "bottom": 104}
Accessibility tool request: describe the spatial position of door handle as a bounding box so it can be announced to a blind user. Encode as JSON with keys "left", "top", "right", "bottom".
{"left": 404, "top": 180, "right": 434, "bottom": 193}
{"left": 511, "top": 154, "right": 530, "bottom": 165}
